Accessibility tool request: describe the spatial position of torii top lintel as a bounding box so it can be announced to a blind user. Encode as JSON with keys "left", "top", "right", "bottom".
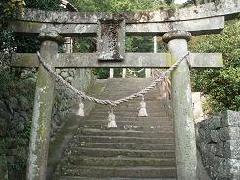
{"left": 9, "top": 0, "right": 240, "bottom": 36}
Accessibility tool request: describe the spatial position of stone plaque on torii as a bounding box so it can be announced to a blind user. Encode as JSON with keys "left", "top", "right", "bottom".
{"left": 8, "top": 0, "right": 240, "bottom": 179}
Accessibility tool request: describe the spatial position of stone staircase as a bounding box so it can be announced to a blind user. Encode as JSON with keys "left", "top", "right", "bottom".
{"left": 56, "top": 78, "right": 176, "bottom": 179}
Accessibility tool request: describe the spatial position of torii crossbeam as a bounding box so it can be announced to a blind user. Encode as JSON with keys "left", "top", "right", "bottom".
{"left": 7, "top": 0, "right": 240, "bottom": 180}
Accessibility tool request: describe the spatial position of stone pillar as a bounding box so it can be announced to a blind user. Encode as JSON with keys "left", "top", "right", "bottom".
{"left": 27, "top": 29, "right": 63, "bottom": 180}
{"left": 110, "top": 68, "right": 114, "bottom": 78}
{"left": 122, "top": 68, "right": 126, "bottom": 78}
{"left": 162, "top": 30, "right": 197, "bottom": 180}
{"left": 145, "top": 69, "right": 151, "bottom": 78}
{"left": 154, "top": 36, "right": 158, "bottom": 53}
{"left": 145, "top": 36, "right": 157, "bottom": 78}
{"left": 64, "top": 37, "right": 73, "bottom": 53}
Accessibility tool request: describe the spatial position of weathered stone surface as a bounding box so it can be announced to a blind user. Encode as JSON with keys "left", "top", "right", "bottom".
{"left": 216, "top": 159, "right": 240, "bottom": 179}
{"left": 0, "top": 155, "right": 8, "bottom": 180}
{"left": 97, "top": 18, "right": 125, "bottom": 61}
{"left": 208, "top": 116, "right": 222, "bottom": 130}
{"left": 198, "top": 116, "right": 222, "bottom": 130}
{"left": 54, "top": 78, "right": 177, "bottom": 179}
{"left": 9, "top": 16, "right": 224, "bottom": 36}
{"left": 12, "top": 52, "right": 223, "bottom": 68}
{"left": 27, "top": 34, "right": 58, "bottom": 180}
{"left": 0, "top": 100, "right": 7, "bottom": 111}
{"left": 126, "top": 16, "right": 224, "bottom": 35}
{"left": 0, "top": 117, "right": 7, "bottom": 137}
{"left": 198, "top": 127, "right": 212, "bottom": 144}
{"left": 221, "top": 110, "right": 240, "bottom": 127}
{"left": 223, "top": 140, "right": 240, "bottom": 159}
{"left": 16, "top": 0, "right": 240, "bottom": 24}
{"left": 226, "top": 159, "right": 240, "bottom": 179}
{"left": 8, "top": 97, "right": 18, "bottom": 111}
{"left": 196, "top": 110, "right": 240, "bottom": 180}
{"left": 211, "top": 156, "right": 225, "bottom": 179}
{"left": 0, "top": 75, "right": 36, "bottom": 179}
{"left": 207, "top": 144, "right": 217, "bottom": 155}
{"left": 8, "top": 21, "right": 97, "bottom": 36}
{"left": 216, "top": 141, "right": 224, "bottom": 158}
{"left": 9, "top": 0, "right": 240, "bottom": 36}
{"left": 211, "top": 130, "right": 220, "bottom": 143}
{"left": 219, "top": 127, "right": 240, "bottom": 141}
{"left": 0, "top": 109, "right": 11, "bottom": 120}
{"left": 163, "top": 30, "right": 197, "bottom": 180}
{"left": 60, "top": 71, "right": 69, "bottom": 79}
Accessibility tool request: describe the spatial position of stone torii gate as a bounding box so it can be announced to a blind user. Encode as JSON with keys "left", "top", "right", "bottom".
{"left": 8, "top": 0, "right": 240, "bottom": 179}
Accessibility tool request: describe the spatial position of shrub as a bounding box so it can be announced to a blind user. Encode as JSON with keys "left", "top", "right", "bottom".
{"left": 190, "top": 19, "right": 240, "bottom": 113}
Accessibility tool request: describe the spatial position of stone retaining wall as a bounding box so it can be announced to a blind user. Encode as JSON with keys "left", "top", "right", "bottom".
{"left": 51, "top": 68, "right": 94, "bottom": 139}
{"left": 0, "top": 76, "right": 35, "bottom": 180}
{"left": 196, "top": 110, "right": 240, "bottom": 179}
{"left": 0, "top": 68, "right": 95, "bottom": 179}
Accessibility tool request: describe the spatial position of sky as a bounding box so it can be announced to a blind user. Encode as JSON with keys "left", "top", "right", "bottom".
{"left": 174, "top": 0, "right": 188, "bottom": 4}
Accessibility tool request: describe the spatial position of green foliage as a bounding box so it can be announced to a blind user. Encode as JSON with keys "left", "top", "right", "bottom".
{"left": 92, "top": 68, "right": 110, "bottom": 79}
{"left": 70, "top": 0, "right": 169, "bottom": 12}
{"left": 15, "top": 36, "right": 41, "bottom": 53}
{"left": 0, "top": 0, "right": 25, "bottom": 20}
{"left": 0, "top": 0, "right": 55, "bottom": 178}
{"left": 24, "top": 0, "right": 60, "bottom": 11}
{"left": 190, "top": 19, "right": 240, "bottom": 113}
{"left": 126, "top": 36, "right": 153, "bottom": 52}
{"left": 0, "top": 30, "right": 16, "bottom": 70}
{"left": 69, "top": 0, "right": 171, "bottom": 79}
{"left": 0, "top": 69, "right": 35, "bottom": 177}
{"left": 73, "top": 37, "right": 96, "bottom": 53}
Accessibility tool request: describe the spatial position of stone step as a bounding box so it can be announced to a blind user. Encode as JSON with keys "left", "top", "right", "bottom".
{"left": 78, "top": 128, "right": 174, "bottom": 138}
{"left": 71, "top": 142, "right": 175, "bottom": 150}
{"left": 63, "top": 156, "right": 176, "bottom": 167}
{"left": 71, "top": 135, "right": 175, "bottom": 144}
{"left": 105, "top": 80, "right": 153, "bottom": 86}
{"left": 86, "top": 117, "right": 171, "bottom": 122}
{"left": 65, "top": 148, "right": 175, "bottom": 158}
{"left": 78, "top": 120, "right": 172, "bottom": 128}
{"left": 90, "top": 107, "right": 168, "bottom": 117}
{"left": 80, "top": 124, "right": 174, "bottom": 130}
{"left": 102, "top": 89, "right": 165, "bottom": 93}
{"left": 92, "top": 107, "right": 168, "bottom": 113}
{"left": 81, "top": 122, "right": 173, "bottom": 132}
{"left": 103, "top": 83, "right": 160, "bottom": 90}
{"left": 100, "top": 85, "right": 166, "bottom": 92}
{"left": 60, "top": 166, "right": 177, "bottom": 178}
{"left": 94, "top": 101, "right": 167, "bottom": 108}
{"left": 89, "top": 111, "right": 168, "bottom": 117}
{"left": 86, "top": 116, "right": 171, "bottom": 120}
{"left": 57, "top": 78, "right": 176, "bottom": 179}
{"left": 100, "top": 95, "right": 169, "bottom": 101}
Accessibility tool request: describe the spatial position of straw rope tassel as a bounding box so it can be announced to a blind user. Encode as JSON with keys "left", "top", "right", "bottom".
{"left": 76, "top": 99, "right": 85, "bottom": 116}
{"left": 138, "top": 95, "right": 148, "bottom": 117}
{"left": 107, "top": 107, "right": 117, "bottom": 128}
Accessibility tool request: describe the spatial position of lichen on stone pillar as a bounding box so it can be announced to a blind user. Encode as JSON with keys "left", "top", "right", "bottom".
{"left": 163, "top": 30, "right": 197, "bottom": 180}
{"left": 27, "top": 28, "right": 63, "bottom": 180}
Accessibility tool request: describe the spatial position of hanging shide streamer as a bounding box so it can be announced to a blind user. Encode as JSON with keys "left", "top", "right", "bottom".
{"left": 107, "top": 107, "right": 117, "bottom": 128}
{"left": 76, "top": 99, "right": 85, "bottom": 116}
{"left": 138, "top": 95, "right": 148, "bottom": 117}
